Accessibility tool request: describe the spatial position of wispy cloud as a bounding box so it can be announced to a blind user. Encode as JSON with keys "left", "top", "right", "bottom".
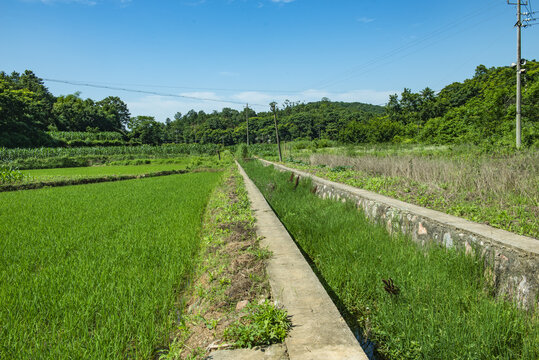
{"left": 357, "top": 16, "right": 375, "bottom": 24}
{"left": 271, "top": 0, "right": 296, "bottom": 3}
{"left": 126, "top": 88, "right": 393, "bottom": 121}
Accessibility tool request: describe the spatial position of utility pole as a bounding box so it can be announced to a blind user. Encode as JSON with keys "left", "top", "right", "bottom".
{"left": 270, "top": 102, "right": 283, "bottom": 162}
{"left": 516, "top": 0, "right": 522, "bottom": 148}
{"left": 246, "top": 104, "right": 250, "bottom": 146}
{"left": 508, "top": 0, "right": 537, "bottom": 148}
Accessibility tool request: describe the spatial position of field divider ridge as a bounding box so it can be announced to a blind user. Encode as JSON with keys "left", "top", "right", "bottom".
{"left": 0, "top": 169, "right": 222, "bottom": 192}
{"left": 236, "top": 160, "right": 368, "bottom": 360}
{"left": 258, "top": 158, "right": 539, "bottom": 309}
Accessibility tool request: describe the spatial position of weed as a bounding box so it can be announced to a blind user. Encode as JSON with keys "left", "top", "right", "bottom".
{"left": 223, "top": 301, "right": 290, "bottom": 348}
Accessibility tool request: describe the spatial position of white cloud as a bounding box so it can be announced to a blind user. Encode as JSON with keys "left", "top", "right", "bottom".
{"left": 271, "top": 0, "right": 295, "bottom": 3}
{"left": 357, "top": 17, "right": 375, "bottom": 24}
{"left": 126, "top": 89, "right": 393, "bottom": 122}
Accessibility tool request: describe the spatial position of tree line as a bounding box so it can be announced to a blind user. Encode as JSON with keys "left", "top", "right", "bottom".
{"left": 1, "top": 63, "right": 538, "bottom": 148}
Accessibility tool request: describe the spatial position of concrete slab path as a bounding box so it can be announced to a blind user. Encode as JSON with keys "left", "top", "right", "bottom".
{"left": 230, "top": 161, "right": 368, "bottom": 360}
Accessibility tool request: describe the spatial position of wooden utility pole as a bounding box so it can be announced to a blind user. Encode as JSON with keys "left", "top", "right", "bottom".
{"left": 270, "top": 102, "right": 283, "bottom": 162}
{"left": 245, "top": 103, "right": 249, "bottom": 146}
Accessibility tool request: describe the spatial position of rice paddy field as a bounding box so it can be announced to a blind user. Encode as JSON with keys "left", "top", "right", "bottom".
{"left": 0, "top": 172, "right": 222, "bottom": 359}
{"left": 22, "top": 163, "right": 189, "bottom": 181}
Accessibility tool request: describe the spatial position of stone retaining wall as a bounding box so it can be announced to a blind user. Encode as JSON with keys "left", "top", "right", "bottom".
{"left": 259, "top": 159, "right": 539, "bottom": 309}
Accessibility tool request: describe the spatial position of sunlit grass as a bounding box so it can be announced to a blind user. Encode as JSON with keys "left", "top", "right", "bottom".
{"left": 0, "top": 172, "right": 221, "bottom": 359}
{"left": 241, "top": 159, "right": 538, "bottom": 360}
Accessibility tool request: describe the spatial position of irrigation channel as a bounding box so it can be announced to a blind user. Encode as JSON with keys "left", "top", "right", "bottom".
{"left": 238, "top": 158, "right": 538, "bottom": 360}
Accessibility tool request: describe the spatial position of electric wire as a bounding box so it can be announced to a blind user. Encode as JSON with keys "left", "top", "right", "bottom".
{"left": 43, "top": 78, "right": 267, "bottom": 107}
{"left": 310, "top": 2, "right": 505, "bottom": 91}
{"left": 43, "top": 79, "right": 305, "bottom": 94}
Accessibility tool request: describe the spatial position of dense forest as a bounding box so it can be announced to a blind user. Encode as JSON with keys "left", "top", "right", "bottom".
{"left": 1, "top": 62, "right": 538, "bottom": 148}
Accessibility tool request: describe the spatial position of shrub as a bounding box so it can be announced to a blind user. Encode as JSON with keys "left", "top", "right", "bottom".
{"left": 236, "top": 143, "right": 249, "bottom": 159}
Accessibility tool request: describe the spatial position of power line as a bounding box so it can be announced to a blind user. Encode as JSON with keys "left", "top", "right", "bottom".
{"left": 43, "top": 78, "right": 267, "bottom": 107}
{"left": 310, "top": 2, "right": 505, "bottom": 90}
{"left": 44, "top": 79, "right": 305, "bottom": 94}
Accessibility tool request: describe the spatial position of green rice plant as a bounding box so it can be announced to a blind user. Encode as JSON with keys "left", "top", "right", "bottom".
{"left": 23, "top": 162, "right": 192, "bottom": 182}
{"left": 0, "top": 172, "right": 221, "bottom": 359}
{"left": 241, "top": 159, "right": 538, "bottom": 360}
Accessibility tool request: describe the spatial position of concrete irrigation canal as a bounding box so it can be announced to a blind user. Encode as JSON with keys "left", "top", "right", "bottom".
{"left": 209, "top": 159, "right": 538, "bottom": 360}
{"left": 208, "top": 162, "right": 368, "bottom": 359}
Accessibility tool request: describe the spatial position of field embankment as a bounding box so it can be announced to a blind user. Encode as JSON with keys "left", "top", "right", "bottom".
{"left": 263, "top": 144, "right": 538, "bottom": 238}
{"left": 0, "top": 172, "right": 221, "bottom": 359}
{"left": 241, "top": 159, "right": 538, "bottom": 360}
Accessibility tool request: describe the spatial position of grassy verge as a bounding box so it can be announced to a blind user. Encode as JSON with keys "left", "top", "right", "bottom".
{"left": 0, "top": 173, "right": 221, "bottom": 359}
{"left": 241, "top": 159, "right": 538, "bottom": 360}
{"left": 159, "top": 167, "right": 289, "bottom": 359}
{"left": 264, "top": 147, "right": 538, "bottom": 238}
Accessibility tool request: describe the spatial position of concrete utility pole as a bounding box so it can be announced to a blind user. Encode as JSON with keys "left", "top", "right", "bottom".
{"left": 516, "top": 0, "right": 522, "bottom": 148}
{"left": 270, "top": 102, "right": 283, "bottom": 162}
{"left": 245, "top": 103, "right": 250, "bottom": 146}
{"left": 507, "top": 0, "right": 537, "bottom": 147}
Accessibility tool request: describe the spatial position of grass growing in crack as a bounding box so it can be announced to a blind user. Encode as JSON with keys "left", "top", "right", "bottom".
{"left": 223, "top": 301, "right": 290, "bottom": 348}
{"left": 241, "top": 159, "right": 538, "bottom": 360}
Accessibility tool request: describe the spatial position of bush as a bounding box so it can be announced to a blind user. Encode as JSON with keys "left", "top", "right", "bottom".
{"left": 236, "top": 143, "right": 249, "bottom": 159}
{"left": 0, "top": 165, "right": 29, "bottom": 184}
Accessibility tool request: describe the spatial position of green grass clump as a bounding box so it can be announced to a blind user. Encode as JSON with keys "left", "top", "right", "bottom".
{"left": 0, "top": 164, "right": 30, "bottom": 184}
{"left": 241, "top": 160, "right": 538, "bottom": 360}
{"left": 224, "top": 301, "right": 290, "bottom": 348}
{"left": 0, "top": 172, "right": 221, "bottom": 359}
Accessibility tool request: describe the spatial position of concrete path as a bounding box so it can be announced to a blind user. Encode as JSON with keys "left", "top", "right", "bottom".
{"left": 221, "top": 161, "right": 368, "bottom": 360}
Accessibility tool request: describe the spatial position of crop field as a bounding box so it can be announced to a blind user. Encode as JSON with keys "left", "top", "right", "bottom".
{"left": 241, "top": 159, "right": 538, "bottom": 360}
{"left": 22, "top": 163, "right": 189, "bottom": 181}
{"left": 0, "top": 172, "right": 221, "bottom": 359}
{"left": 0, "top": 143, "right": 221, "bottom": 162}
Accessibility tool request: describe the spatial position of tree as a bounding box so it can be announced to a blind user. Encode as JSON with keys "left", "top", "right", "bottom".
{"left": 128, "top": 116, "right": 164, "bottom": 145}
{"left": 96, "top": 96, "right": 130, "bottom": 132}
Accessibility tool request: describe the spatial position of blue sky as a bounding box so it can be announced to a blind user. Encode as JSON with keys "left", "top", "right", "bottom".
{"left": 1, "top": 0, "right": 538, "bottom": 120}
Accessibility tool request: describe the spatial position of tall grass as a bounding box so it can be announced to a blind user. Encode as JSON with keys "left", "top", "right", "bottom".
{"left": 0, "top": 172, "right": 221, "bottom": 359}
{"left": 241, "top": 159, "right": 538, "bottom": 360}
{"left": 270, "top": 144, "right": 538, "bottom": 238}
{"left": 308, "top": 151, "right": 539, "bottom": 202}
